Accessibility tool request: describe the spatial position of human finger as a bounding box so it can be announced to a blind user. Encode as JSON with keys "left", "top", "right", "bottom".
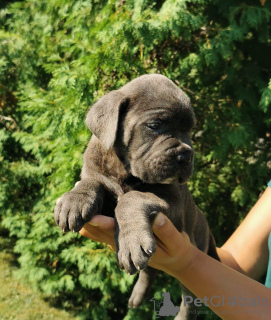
{"left": 79, "top": 215, "right": 116, "bottom": 249}
{"left": 88, "top": 215, "right": 115, "bottom": 234}
{"left": 80, "top": 224, "right": 116, "bottom": 249}
{"left": 152, "top": 213, "right": 190, "bottom": 255}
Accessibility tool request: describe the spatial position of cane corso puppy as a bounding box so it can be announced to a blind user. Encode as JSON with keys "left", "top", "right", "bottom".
{"left": 54, "top": 74, "right": 219, "bottom": 319}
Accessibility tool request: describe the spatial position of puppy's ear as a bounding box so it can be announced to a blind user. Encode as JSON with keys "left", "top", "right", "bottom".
{"left": 86, "top": 90, "right": 129, "bottom": 150}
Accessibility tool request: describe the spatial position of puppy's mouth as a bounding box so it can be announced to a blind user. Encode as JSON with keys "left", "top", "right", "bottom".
{"left": 129, "top": 143, "right": 194, "bottom": 185}
{"left": 159, "top": 177, "right": 178, "bottom": 184}
{"left": 160, "top": 173, "right": 191, "bottom": 185}
{"left": 130, "top": 161, "right": 193, "bottom": 185}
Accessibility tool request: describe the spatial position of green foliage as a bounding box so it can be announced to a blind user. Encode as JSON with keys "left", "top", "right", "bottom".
{"left": 0, "top": 0, "right": 270, "bottom": 319}
{"left": 0, "top": 244, "right": 80, "bottom": 320}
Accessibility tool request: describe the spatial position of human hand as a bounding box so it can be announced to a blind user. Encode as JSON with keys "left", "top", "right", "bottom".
{"left": 79, "top": 215, "right": 116, "bottom": 250}
{"left": 148, "top": 213, "right": 197, "bottom": 277}
{"left": 79, "top": 213, "right": 197, "bottom": 278}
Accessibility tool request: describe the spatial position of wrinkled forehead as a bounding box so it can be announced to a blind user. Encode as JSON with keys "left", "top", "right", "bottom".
{"left": 122, "top": 76, "right": 190, "bottom": 104}
{"left": 133, "top": 91, "right": 191, "bottom": 112}
{"left": 120, "top": 74, "right": 194, "bottom": 126}
{"left": 121, "top": 75, "right": 190, "bottom": 108}
{"left": 130, "top": 87, "right": 192, "bottom": 118}
{"left": 124, "top": 96, "right": 195, "bottom": 132}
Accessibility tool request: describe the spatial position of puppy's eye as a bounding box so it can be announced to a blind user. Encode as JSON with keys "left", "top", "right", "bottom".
{"left": 146, "top": 122, "right": 161, "bottom": 130}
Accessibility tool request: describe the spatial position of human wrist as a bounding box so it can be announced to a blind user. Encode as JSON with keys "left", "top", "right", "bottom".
{"left": 168, "top": 240, "right": 200, "bottom": 280}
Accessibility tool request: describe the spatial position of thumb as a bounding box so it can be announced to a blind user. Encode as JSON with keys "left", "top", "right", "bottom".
{"left": 152, "top": 213, "right": 187, "bottom": 255}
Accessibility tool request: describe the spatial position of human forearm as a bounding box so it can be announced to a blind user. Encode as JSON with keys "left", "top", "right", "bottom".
{"left": 149, "top": 213, "right": 271, "bottom": 320}
{"left": 171, "top": 245, "right": 271, "bottom": 320}
{"left": 217, "top": 247, "right": 244, "bottom": 274}
{"left": 218, "top": 187, "right": 271, "bottom": 281}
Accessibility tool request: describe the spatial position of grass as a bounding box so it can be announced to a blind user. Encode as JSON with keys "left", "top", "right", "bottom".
{"left": 0, "top": 235, "right": 80, "bottom": 320}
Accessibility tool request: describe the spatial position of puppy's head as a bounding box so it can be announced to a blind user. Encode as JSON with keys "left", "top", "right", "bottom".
{"left": 86, "top": 74, "right": 195, "bottom": 184}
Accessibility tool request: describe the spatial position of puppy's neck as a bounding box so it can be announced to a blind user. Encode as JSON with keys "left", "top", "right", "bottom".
{"left": 100, "top": 147, "right": 129, "bottom": 179}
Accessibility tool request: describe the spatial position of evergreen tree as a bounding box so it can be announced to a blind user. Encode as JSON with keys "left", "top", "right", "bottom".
{"left": 0, "top": 0, "right": 270, "bottom": 319}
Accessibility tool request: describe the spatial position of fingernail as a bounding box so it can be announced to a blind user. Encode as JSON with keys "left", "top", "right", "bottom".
{"left": 88, "top": 217, "right": 100, "bottom": 227}
{"left": 88, "top": 222, "right": 99, "bottom": 227}
{"left": 154, "top": 213, "right": 165, "bottom": 227}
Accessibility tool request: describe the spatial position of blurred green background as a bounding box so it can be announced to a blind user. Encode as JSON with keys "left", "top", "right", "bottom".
{"left": 0, "top": 0, "right": 270, "bottom": 319}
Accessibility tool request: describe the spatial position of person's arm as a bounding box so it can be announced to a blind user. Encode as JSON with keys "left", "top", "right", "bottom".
{"left": 150, "top": 212, "right": 271, "bottom": 320}
{"left": 217, "top": 187, "right": 271, "bottom": 280}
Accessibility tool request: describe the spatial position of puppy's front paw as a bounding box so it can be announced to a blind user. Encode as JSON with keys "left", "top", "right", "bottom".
{"left": 116, "top": 229, "right": 156, "bottom": 275}
{"left": 54, "top": 189, "right": 103, "bottom": 233}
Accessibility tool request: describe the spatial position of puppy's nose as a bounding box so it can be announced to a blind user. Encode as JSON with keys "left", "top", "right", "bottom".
{"left": 176, "top": 150, "right": 193, "bottom": 166}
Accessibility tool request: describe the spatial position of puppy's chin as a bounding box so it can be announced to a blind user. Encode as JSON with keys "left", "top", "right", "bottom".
{"left": 160, "top": 175, "right": 190, "bottom": 185}
{"left": 130, "top": 167, "right": 192, "bottom": 185}
{"left": 159, "top": 177, "right": 178, "bottom": 184}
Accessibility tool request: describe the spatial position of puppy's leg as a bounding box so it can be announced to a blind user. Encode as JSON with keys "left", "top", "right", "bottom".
{"left": 115, "top": 191, "right": 164, "bottom": 308}
{"left": 114, "top": 191, "right": 168, "bottom": 275}
{"left": 129, "top": 267, "right": 158, "bottom": 308}
{"left": 54, "top": 179, "right": 104, "bottom": 232}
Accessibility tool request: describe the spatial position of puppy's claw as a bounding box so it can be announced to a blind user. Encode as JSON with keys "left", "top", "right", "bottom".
{"left": 146, "top": 248, "right": 154, "bottom": 256}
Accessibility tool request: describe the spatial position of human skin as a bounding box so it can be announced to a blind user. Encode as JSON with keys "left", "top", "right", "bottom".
{"left": 79, "top": 186, "right": 271, "bottom": 319}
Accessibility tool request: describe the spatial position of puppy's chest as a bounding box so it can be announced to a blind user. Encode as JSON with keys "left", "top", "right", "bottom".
{"left": 100, "top": 150, "right": 142, "bottom": 193}
{"left": 99, "top": 150, "right": 185, "bottom": 226}
{"left": 100, "top": 177, "right": 142, "bottom": 217}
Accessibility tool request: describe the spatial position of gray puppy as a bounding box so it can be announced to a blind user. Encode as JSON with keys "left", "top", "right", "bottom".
{"left": 54, "top": 74, "right": 219, "bottom": 320}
